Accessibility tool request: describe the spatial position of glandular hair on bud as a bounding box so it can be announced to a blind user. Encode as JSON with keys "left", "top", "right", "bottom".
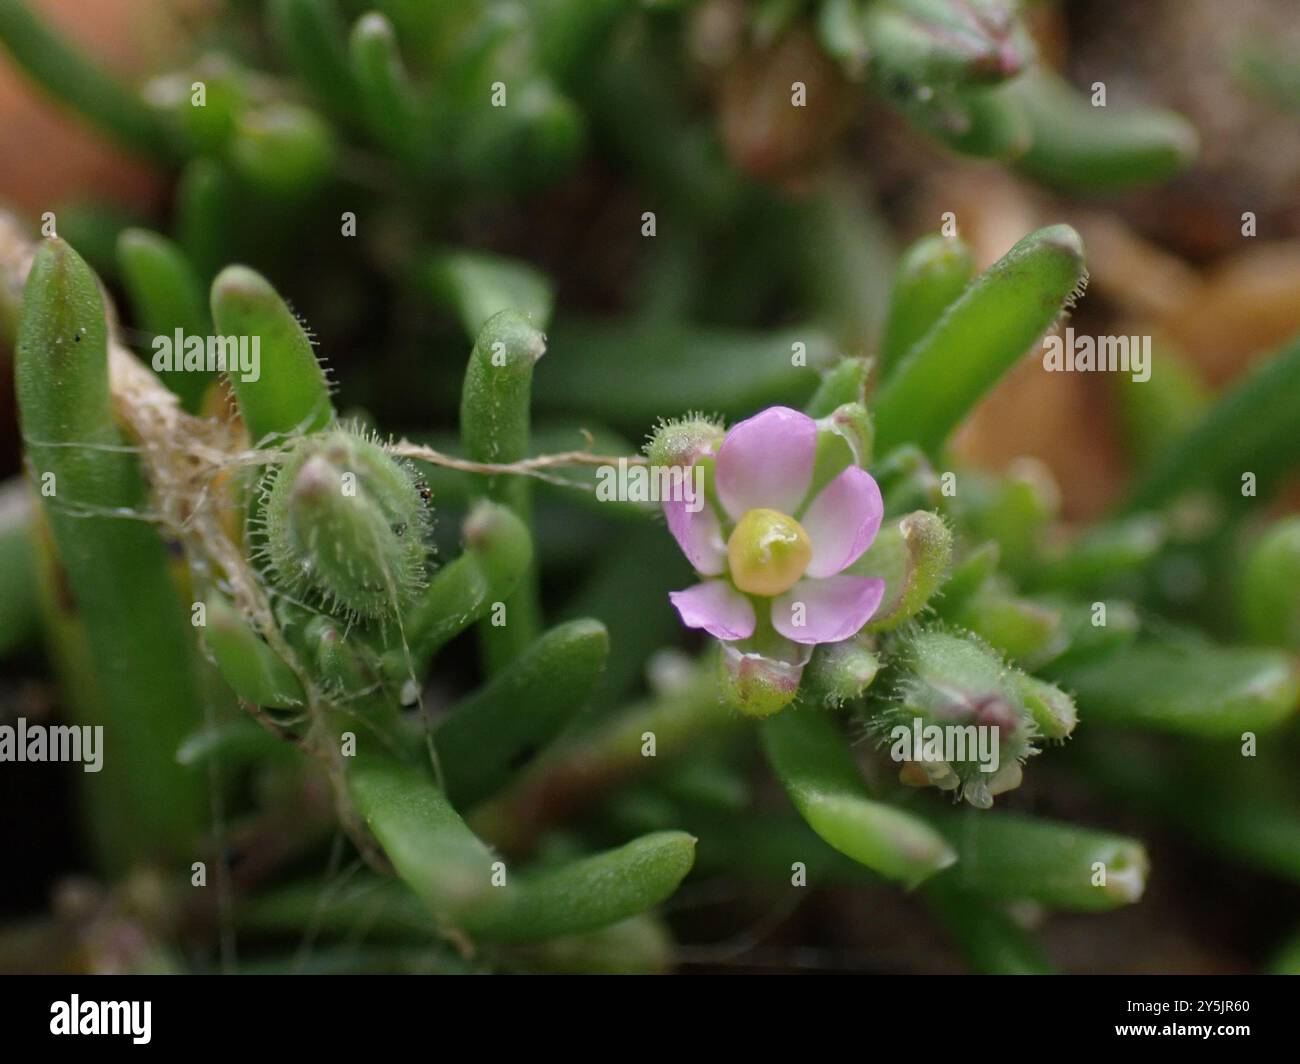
{"left": 643, "top": 413, "right": 725, "bottom": 470}
{"left": 864, "top": 628, "right": 1038, "bottom": 807}
{"left": 260, "top": 425, "right": 432, "bottom": 620}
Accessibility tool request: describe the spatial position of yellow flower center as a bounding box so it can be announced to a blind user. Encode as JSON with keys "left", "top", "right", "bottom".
{"left": 727, "top": 508, "right": 812, "bottom": 597}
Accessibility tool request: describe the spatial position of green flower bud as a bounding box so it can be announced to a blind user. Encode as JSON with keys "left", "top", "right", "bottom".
{"left": 867, "top": 629, "right": 1038, "bottom": 808}
{"left": 1013, "top": 671, "right": 1078, "bottom": 741}
{"left": 643, "top": 413, "right": 725, "bottom": 469}
{"left": 718, "top": 644, "right": 803, "bottom": 719}
{"left": 804, "top": 635, "right": 880, "bottom": 708}
{"left": 863, "top": 0, "right": 1034, "bottom": 89}
{"left": 848, "top": 509, "right": 952, "bottom": 631}
{"left": 261, "top": 426, "right": 432, "bottom": 620}
{"left": 306, "top": 614, "right": 373, "bottom": 698}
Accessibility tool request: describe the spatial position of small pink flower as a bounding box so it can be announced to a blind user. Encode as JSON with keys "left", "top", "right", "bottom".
{"left": 664, "top": 406, "right": 885, "bottom": 653}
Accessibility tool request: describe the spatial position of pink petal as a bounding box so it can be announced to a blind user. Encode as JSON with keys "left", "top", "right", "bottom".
{"left": 715, "top": 406, "right": 816, "bottom": 520}
{"left": 770, "top": 575, "right": 886, "bottom": 645}
{"left": 669, "top": 581, "right": 757, "bottom": 641}
{"left": 664, "top": 496, "right": 726, "bottom": 575}
{"left": 801, "top": 466, "right": 884, "bottom": 578}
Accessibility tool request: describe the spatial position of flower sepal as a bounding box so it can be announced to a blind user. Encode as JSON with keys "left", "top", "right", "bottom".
{"left": 717, "top": 638, "right": 810, "bottom": 719}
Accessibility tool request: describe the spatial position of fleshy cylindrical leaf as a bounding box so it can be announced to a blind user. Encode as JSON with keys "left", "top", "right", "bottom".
{"left": 873, "top": 225, "right": 1087, "bottom": 456}
{"left": 761, "top": 708, "right": 957, "bottom": 885}
{"left": 210, "top": 264, "right": 334, "bottom": 441}
{"left": 435, "top": 619, "right": 609, "bottom": 807}
{"left": 879, "top": 234, "right": 975, "bottom": 380}
{"left": 16, "top": 239, "right": 204, "bottom": 868}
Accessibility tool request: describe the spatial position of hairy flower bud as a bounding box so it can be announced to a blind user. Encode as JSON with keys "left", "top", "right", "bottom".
{"left": 804, "top": 634, "right": 880, "bottom": 707}
{"left": 643, "top": 413, "right": 725, "bottom": 469}
{"left": 261, "top": 426, "right": 432, "bottom": 619}
{"left": 867, "top": 629, "right": 1038, "bottom": 807}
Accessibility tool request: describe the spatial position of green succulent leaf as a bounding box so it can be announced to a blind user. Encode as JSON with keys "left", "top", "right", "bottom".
{"left": 203, "top": 591, "right": 305, "bottom": 709}
{"left": 879, "top": 233, "right": 975, "bottom": 381}
{"left": 425, "top": 249, "right": 555, "bottom": 340}
{"left": 1125, "top": 332, "right": 1300, "bottom": 512}
{"left": 346, "top": 749, "right": 693, "bottom": 942}
{"left": 1049, "top": 638, "right": 1300, "bottom": 737}
{"left": 934, "top": 810, "right": 1148, "bottom": 911}
{"left": 15, "top": 239, "right": 205, "bottom": 868}
{"left": 349, "top": 11, "right": 429, "bottom": 166}
{"left": 1237, "top": 518, "right": 1300, "bottom": 649}
{"left": 863, "top": 0, "right": 1033, "bottom": 89}
{"left": 0, "top": 0, "right": 176, "bottom": 159}
{"left": 460, "top": 309, "right": 546, "bottom": 669}
{"left": 850, "top": 509, "right": 953, "bottom": 631}
{"left": 925, "top": 880, "right": 1055, "bottom": 974}
{"left": 464, "top": 831, "right": 696, "bottom": 944}
{"left": 117, "top": 228, "right": 213, "bottom": 411}
{"left": 761, "top": 708, "right": 957, "bottom": 885}
{"left": 873, "top": 225, "right": 1088, "bottom": 456}
{"left": 210, "top": 264, "right": 334, "bottom": 441}
{"left": 0, "top": 481, "right": 39, "bottom": 659}
{"left": 269, "top": 0, "right": 364, "bottom": 124}
{"left": 435, "top": 618, "right": 609, "bottom": 807}
{"left": 1007, "top": 66, "right": 1199, "bottom": 191}
{"left": 533, "top": 320, "right": 826, "bottom": 427}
